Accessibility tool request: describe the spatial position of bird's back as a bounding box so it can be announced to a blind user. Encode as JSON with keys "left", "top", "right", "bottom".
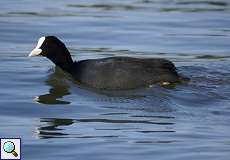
{"left": 70, "top": 57, "right": 180, "bottom": 89}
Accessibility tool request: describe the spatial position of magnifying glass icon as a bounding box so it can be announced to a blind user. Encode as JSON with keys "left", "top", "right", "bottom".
{"left": 3, "top": 141, "right": 18, "bottom": 157}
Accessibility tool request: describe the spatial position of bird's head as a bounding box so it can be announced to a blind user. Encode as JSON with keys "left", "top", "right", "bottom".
{"left": 29, "top": 36, "right": 73, "bottom": 70}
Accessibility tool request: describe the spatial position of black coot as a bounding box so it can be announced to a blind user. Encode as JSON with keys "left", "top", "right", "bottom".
{"left": 29, "top": 36, "right": 188, "bottom": 90}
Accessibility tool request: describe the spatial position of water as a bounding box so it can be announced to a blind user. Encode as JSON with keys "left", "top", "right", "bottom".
{"left": 0, "top": 0, "right": 230, "bottom": 159}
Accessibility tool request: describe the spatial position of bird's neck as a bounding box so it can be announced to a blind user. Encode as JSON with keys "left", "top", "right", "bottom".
{"left": 56, "top": 60, "right": 74, "bottom": 73}
{"left": 47, "top": 50, "right": 74, "bottom": 73}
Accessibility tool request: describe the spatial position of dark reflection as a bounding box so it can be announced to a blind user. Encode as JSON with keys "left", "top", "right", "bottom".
{"left": 135, "top": 140, "right": 177, "bottom": 144}
{"left": 6, "top": 11, "right": 74, "bottom": 17}
{"left": 160, "top": 8, "right": 227, "bottom": 12}
{"left": 36, "top": 116, "right": 175, "bottom": 139}
{"left": 0, "top": 12, "right": 116, "bottom": 18}
{"left": 37, "top": 118, "right": 74, "bottom": 139}
{"left": 67, "top": 4, "right": 142, "bottom": 11}
{"left": 76, "top": 118, "right": 174, "bottom": 125}
{"left": 195, "top": 55, "right": 230, "bottom": 59}
{"left": 158, "top": 0, "right": 229, "bottom": 12}
{"left": 140, "top": 0, "right": 229, "bottom": 7}
{"left": 137, "top": 130, "right": 175, "bottom": 133}
{"left": 35, "top": 67, "right": 71, "bottom": 105}
{"left": 176, "top": 1, "right": 229, "bottom": 6}
{"left": 131, "top": 115, "right": 175, "bottom": 119}
{"left": 8, "top": 11, "right": 39, "bottom": 16}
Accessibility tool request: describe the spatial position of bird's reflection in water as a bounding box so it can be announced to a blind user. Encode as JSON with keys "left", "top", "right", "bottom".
{"left": 36, "top": 116, "right": 175, "bottom": 139}
{"left": 35, "top": 67, "right": 71, "bottom": 105}
{"left": 36, "top": 118, "right": 74, "bottom": 139}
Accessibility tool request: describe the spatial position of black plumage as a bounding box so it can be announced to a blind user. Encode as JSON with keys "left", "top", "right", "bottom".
{"left": 29, "top": 36, "right": 188, "bottom": 90}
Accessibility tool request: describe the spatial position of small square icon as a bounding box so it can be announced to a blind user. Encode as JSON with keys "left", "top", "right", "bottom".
{"left": 1, "top": 138, "right": 21, "bottom": 160}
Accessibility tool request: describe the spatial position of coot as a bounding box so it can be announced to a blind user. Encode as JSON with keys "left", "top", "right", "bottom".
{"left": 29, "top": 36, "right": 187, "bottom": 90}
